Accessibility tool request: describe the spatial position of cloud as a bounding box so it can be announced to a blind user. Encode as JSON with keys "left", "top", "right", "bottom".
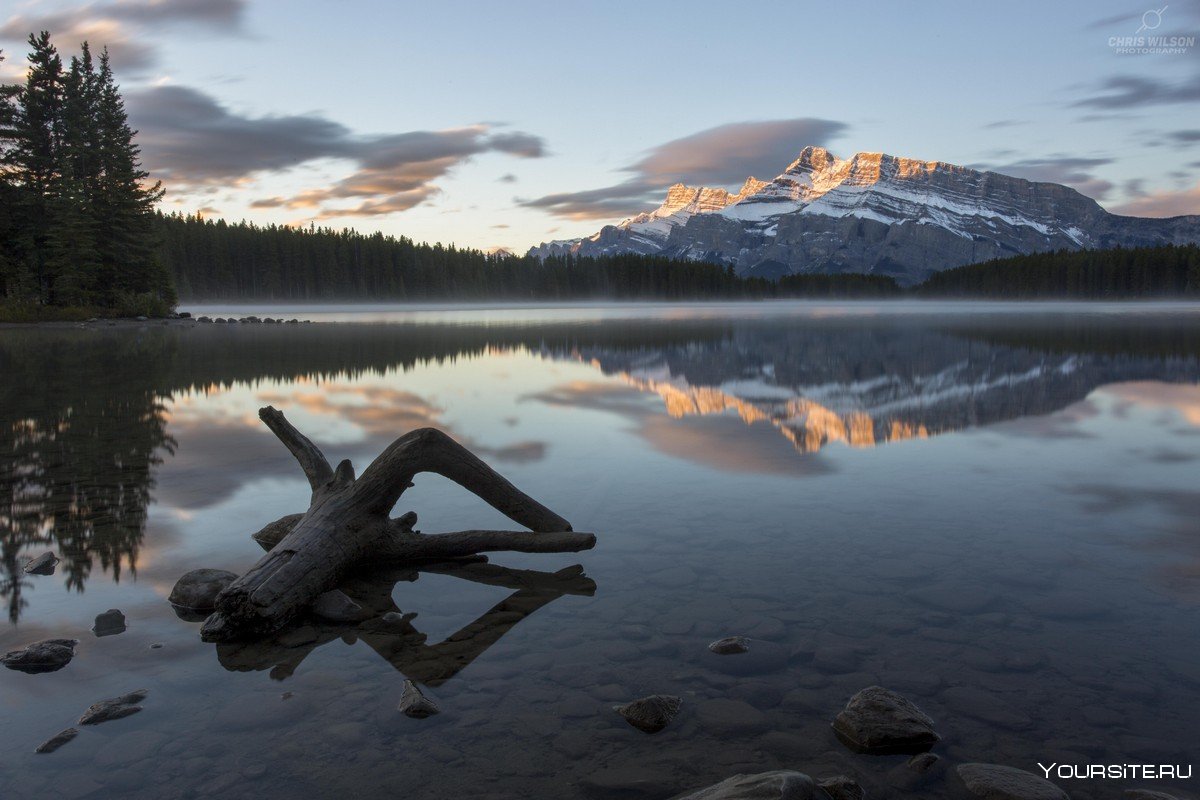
{"left": 519, "top": 118, "right": 847, "bottom": 220}
{"left": 1110, "top": 182, "right": 1200, "bottom": 217}
{"left": 975, "top": 155, "right": 1115, "bottom": 200}
{"left": 126, "top": 85, "right": 546, "bottom": 217}
{"left": 1074, "top": 74, "right": 1200, "bottom": 110}
{"left": 982, "top": 119, "right": 1028, "bottom": 130}
{"left": 0, "top": 0, "right": 247, "bottom": 72}
{"left": 1169, "top": 129, "right": 1200, "bottom": 143}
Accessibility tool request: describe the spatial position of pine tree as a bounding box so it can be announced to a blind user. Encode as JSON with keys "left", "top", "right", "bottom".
{"left": 0, "top": 49, "right": 23, "bottom": 299}
{"left": 11, "top": 32, "right": 64, "bottom": 303}
{"left": 93, "top": 48, "right": 172, "bottom": 307}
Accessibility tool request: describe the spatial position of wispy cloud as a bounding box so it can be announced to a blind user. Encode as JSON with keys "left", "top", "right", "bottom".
{"left": 1111, "top": 182, "right": 1200, "bottom": 217}
{"left": 128, "top": 84, "right": 546, "bottom": 218}
{"left": 972, "top": 155, "right": 1115, "bottom": 200}
{"left": 520, "top": 118, "right": 848, "bottom": 220}
{"left": 0, "top": 0, "right": 247, "bottom": 72}
{"left": 1074, "top": 74, "right": 1200, "bottom": 111}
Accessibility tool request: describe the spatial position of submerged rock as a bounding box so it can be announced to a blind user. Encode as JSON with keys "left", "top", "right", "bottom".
{"left": 832, "top": 686, "right": 940, "bottom": 754}
{"left": 169, "top": 568, "right": 237, "bottom": 614}
{"left": 23, "top": 551, "right": 59, "bottom": 575}
{"left": 2, "top": 639, "right": 79, "bottom": 674}
{"left": 398, "top": 680, "right": 439, "bottom": 719}
{"left": 311, "top": 589, "right": 366, "bottom": 623}
{"left": 709, "top": 636, "right": 751, "bottom": 655}
{"left": 79, "top": 689, "right": 149, "bottom": 725}
{"left": 709, "top": 639, "right": 790, "bottom": 676}
{"left": 613, "top": 694, "right": 682, "bottom": 734}
{"left": 92, "top": 609, "right": 127, "bottom": 637}
{"left": 35, "top": 727, "right": 79, "bottom": 754}
{"left": 957, "top": 764, "right": 1069, "bottom": 800}
{"left": 818, "top": 776, "right": 864, "bottom": 800}
{"left": 673, "top": 770, "right": 830, "bottom": 800}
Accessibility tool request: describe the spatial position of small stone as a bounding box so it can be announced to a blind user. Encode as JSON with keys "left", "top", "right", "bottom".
{"left": 79, "top": 689, "right": 148, "bottom": 725}
{"left": 709, "top": 636, "right": 751, "bottom": 655}
{"left": 674, "top": 770, "right": 824, "bottom": 800}
{"left": 168, "top": 568, "right": 237, "bottom": 613}
{"left": 819, "top": 776, "right": 865, "bottom": 800}
{"left": 833, "top": 686, "right": 940, "bottom": 755}
{"left": 613, "top": 694, "right": 682, "bottom": 734}
{"left": 149, "top": 643, "right": 163, "bottom": 649}
{"left": 92, "top": 609, "right": 127, "bottom": 637}
{"left": 398, "top": 680, "right": 439, "bottom": 718}
{"left": 311, "top": 589, "right": 366, "bottom": 623}
{"left": 2, "top": 639, "right": 79, "bottom": 674}
{"left": 23, "top": 551, "right": 59, "bottom": 575}
{"left": 35, "top": 727, "right": 79, "bottom": 754}
{"left": 709, "top": 639, "right": 790, "bottom": 676}
{"left": 957, "top": 764, "right": 1069, "bottom": 800}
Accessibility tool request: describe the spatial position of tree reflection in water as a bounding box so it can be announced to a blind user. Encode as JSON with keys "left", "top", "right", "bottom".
{"left": 2, "top": 313, "right": 1198, "bottom": 623}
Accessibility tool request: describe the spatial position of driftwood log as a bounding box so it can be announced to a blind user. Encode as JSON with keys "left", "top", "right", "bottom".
{"left": 200, "top": 406, "right": 595, "bottom": 642}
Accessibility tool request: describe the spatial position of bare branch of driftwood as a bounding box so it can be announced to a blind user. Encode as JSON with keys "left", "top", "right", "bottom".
{"left": 200, "top": 406, "right": 594, "bottom": 643}
{"left": 258, "top": 407, "right": 333, "bottom": 493}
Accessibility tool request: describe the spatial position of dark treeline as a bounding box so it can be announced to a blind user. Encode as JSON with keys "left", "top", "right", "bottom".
{"left": 157, "top": 212, "right": 903, "bottom": 301}
{"left": 919, "top": 244, "right": 1200, "bottom": 298}
{"left": 0, "top": 34, "right": 173, "bottom": 316}
{"left": 160, "top": 214, "right": 1200, "bottom": 303}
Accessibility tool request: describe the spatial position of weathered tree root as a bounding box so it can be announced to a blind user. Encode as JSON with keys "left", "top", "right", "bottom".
{"left": 200, "top": 407, "right": 595, "bottom": 643}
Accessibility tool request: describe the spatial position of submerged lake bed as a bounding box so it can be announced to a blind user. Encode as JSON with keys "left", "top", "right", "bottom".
{"left": 1, "top": 302, "right": 1198, "bottom": 799}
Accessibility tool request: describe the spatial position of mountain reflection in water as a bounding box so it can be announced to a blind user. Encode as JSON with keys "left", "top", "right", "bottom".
{"left": 1, "top": 311, "right": 1198, "bottom": 621}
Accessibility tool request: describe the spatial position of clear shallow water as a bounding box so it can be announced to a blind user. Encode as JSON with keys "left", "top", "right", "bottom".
{"left": 1, "top": 302, "right": 1199, "bottom": 800}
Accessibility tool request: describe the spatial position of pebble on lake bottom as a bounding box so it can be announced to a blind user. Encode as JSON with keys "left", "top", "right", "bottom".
{"left": 613, "top": 694, "right": 682, "bottom": 734}
{"left": 1, "top": 638, "right": 79, "bottom": 674}
{"left": 35, "top": 727, "right": 79, "bottom": 754}
{"left": 398, "top": 680, "right": 440, "bottom": 719}
{"left": 79, "top": 689, "right": 149, "bottom": 725}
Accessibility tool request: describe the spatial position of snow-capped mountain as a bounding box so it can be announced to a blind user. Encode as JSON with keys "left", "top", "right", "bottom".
{"left": 528, "top": 146, "right": 1200, "bottom": 284}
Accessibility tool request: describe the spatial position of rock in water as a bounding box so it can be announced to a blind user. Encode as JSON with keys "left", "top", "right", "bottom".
{"left": 2, "top": 639, "right": 79, "bottom": 674}
{"left": 35, "top": 728, "right": 79, "bottom": 754}
{"left": 169, "top": 569, "right": 237, "bottom": 614}
{"left": 832, "top": 686, "right": 940, "bottom": 754}
{"left": 79, "top": 689, "right": 149, "bottom": 725}
{"left": 709, "top": 636, "right": 751, "bottom": 655}
{"left": 818, "top": 776, "right": 864, "bottom": 800}
{"left": 311, "top": 589, "right": 366, "bottom": 623}
{"left": 672, "top": 770, "right": 828, "bottom": 799}
{"left": 23, "top": 551, "right": 59, "bottom": 575}
{"left": 398, "top": 680, "right": 439, "bottom": 719}
{"left": 613, "top": 694, "right": 682, "bottom": 734}
{"left": 957, "top": 764, "right": 1069, "bottom": 800}
{"left": 92, "top": 609, "right": 127, "bottom": 637}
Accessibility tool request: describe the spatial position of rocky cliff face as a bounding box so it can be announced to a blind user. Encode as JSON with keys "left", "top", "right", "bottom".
{"left": 528, "top": 146, "right": 1200, "bottom": 285}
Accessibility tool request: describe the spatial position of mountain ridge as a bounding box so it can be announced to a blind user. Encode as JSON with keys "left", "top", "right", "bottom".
{"left": 528, "top": 146, "right": 1200, "bottom": 285}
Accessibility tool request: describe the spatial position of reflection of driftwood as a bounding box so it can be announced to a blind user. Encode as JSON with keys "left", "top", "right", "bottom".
{"left": 201, "top": 407, "right": 595, "bottom": 642}
{"left": 215, "top": 561, "right": 596, "bottom": 685}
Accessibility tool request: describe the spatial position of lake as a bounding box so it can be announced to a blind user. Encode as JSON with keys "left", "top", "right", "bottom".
{"left": 1, "top": 301, "right": 1198, "bottom": 800}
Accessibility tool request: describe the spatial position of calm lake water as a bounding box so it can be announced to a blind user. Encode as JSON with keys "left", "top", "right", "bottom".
{"left": 1, "top": 302, "right": 1198, "bottom": 800}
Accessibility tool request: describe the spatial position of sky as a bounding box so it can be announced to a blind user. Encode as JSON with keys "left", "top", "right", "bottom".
{"left": 1, "top": 0, "right": 1198, "bottom": 253}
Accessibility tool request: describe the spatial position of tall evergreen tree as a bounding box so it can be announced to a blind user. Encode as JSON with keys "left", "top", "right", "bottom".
{"left": 0, "top": 49, "right": 23, "bottom": 298}
{"left": 93, "top": 47, "right": 172, "bottom": 306}
{"left": 10, "top": 32, "right": 64, "bottom": 303}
